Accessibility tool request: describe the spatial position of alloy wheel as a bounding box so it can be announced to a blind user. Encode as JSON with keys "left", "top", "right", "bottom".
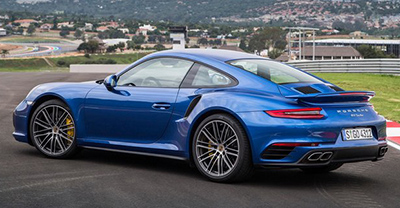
{"left": 195, "top": 120, "right": 240, "bottom": 177}
{"left": 32, "top": 105, "right": 75, "bottom": 156}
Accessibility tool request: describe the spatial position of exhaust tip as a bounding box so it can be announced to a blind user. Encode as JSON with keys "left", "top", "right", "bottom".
{"left": 307, "top": 151, "right": 333, "bottom": 162}
{"left": 379, "top": 147, "right": 388, "bottom": 156}
{"left": 307, "top": 152, "right": 322, "bottom": 161}
{"left": 320, "top": 152, "right": 333, "bottom": 161}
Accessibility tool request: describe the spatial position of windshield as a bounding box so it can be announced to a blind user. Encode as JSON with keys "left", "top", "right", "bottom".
{"left": 228, "top": 59, "right": 324, "bottom": 84}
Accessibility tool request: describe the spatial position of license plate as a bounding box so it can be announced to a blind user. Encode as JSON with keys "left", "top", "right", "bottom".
{"left": 343, "top": 128, "right": 373, "bottom": 140}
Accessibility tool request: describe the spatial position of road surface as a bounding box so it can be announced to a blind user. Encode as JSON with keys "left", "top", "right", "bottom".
{"left": 0, "top": 72, "right": 399, "bottom": 208}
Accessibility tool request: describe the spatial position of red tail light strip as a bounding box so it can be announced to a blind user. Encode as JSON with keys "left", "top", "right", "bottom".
{"left": 265, "top": 107, "right": 324, "bottom": 119}
{"left": 272, "top": 143, "right": 320, "bottom": 147}
{"left": 340, "top": 92, "right": 369, "bottom": 96}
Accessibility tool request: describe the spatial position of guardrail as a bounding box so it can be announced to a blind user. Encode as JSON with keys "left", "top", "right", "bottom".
{"left": 287, "top": 59, "right": 400, "bottom": 74}
{"left": 69, "top": 59, "right": 400, "bottom": 74}
{"left": 70, "top": 64, "right": 129, "bottom": 73}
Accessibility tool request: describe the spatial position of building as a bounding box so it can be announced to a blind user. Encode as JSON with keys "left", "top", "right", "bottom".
{"left": 0, "top": 15, "right": 9, "bottom": 20}
{"left": 305, "top": 39, "right": 400, "bottom": 57}
{"left": 40, "top": 24, "right": 53, "bottom": 32}
{"left": 0, "top": 28, "right": 6, "bottom": 36}
{"left": 350, "top": 31, "right": 368, "bottom": 38}
{"left": 118, "top": 28, "right": 129, "bottom": 34}
{"left": 169, "top": 26, "right": 187, "bottom": 50}
{"left": 84, "top": 23, "right": 93, "bottom": 31}
{"left": 57, "top": 22, "right": 74, "bottom": 29}
{"left": 301, "top": 46, "right": 363, "bottom": 60}
{"left": 139, "top": 24, "right": 156, "bottom": 32}
{"left": 13, "top": 19, "right": 38, "bottom": 28}
{"left": 136, "top": 28, "right": 148, "bottom": 36}
{"left": 96, "top": 26, "right": 109, "bottom": 32}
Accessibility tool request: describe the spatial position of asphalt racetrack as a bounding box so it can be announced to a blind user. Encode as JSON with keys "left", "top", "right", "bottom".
{"left": 1, "top": 72, "right": 400, "bottom": 208}
{"left": 1, "top": 42, "right": 78, "bottom": 57}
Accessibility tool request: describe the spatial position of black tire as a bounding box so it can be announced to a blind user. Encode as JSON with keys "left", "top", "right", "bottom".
{"left": 300, "top": 163, "right": 343, "bottom": 173}
{"left": 30, "top": 99, "right": 80, "bottom": 159}
{"left": 192, "top": 113, "right": 254, "bottom": 182}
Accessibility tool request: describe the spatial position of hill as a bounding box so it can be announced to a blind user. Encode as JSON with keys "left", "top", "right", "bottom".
{"left": 0, "top": 0, "right": 276, "bottom": 23}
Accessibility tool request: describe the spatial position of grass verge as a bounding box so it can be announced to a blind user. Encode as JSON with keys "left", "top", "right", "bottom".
{"left": 0, "top": 53, "right": 148, "bottom": 71}
{"left": 314, "top": 73, "right": 400, "bottom": 122}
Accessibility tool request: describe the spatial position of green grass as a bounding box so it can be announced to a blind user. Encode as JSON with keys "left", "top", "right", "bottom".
{"left": 0, "top": 36, "right": 69, "bottom": 43}
{"left": 0, "top": 53, "right": 148, "bottom": 71}
{"left": 0, "top": 58, "right": 50, "bottom": 71}
{"left": 50, "top": 53, "right": 148, "bottom": 66}
{"left": 313, "top": 73, "right": 400, "bottom": 122}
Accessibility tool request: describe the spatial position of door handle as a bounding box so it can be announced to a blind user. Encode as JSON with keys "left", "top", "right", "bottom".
{"left": 152, "top": 103, "right": 171, "bottom": 110}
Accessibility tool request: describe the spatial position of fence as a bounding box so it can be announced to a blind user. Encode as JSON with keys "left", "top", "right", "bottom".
{"left": 287, "top": 59, "right": 400, "bottom": 74}
{"left": 69, "top": 59, "right": 400, "bottom": 74}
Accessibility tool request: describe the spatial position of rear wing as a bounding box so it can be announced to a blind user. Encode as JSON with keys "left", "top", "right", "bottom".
{"left": 286, "top": 91, "right": 375, "bottom": 103}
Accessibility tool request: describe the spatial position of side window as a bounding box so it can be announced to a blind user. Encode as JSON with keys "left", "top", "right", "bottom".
{"left": 191, "top": 65, "right": 233, "bottom": 87}
{"left": 118, "top": 58, "right": 194, "bottom": 88}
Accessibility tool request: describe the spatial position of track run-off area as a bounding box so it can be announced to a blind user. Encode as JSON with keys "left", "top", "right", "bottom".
{"left": 0, "top": 72, "right": 400, "bottom": 208}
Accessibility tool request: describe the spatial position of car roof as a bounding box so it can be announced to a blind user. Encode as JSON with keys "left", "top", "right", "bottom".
{"left": 151, "top": 49, "right": 264, "bottom": 62}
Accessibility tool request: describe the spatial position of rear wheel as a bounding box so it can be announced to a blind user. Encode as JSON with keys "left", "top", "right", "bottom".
{"left": 300, "top": 163, "right": 343, "bottom": 173}
{"left": 30, "top": 99, "right": 79, "bottom": 158}
{"left": 192, "top": 114, "right": 253, "bottom": 182}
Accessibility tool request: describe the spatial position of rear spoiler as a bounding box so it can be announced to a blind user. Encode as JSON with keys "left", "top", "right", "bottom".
{"left": 286, "top": 91, "right": 375, "bottom": 103}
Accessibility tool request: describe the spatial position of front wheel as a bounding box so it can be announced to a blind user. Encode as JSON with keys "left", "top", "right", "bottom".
{"left": 30, "top": 99, "right": 80, "bottom": 158}
{"left": 192, "top": 114, "right": 253, "bottom": 182}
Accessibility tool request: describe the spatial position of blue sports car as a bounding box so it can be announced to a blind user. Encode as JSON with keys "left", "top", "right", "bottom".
{"left": 13, "top": 49, "right": 388, "bottom": 182}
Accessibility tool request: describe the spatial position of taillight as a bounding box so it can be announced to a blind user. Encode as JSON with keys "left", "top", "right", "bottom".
{"left": 378, "top": 136, "right": 386, "bottom": 141}
{"left": 271, "top": 142, "right": 320, "bottom": 147}
{"left": 265, "top": 107, "right": 324, "bottom": 119}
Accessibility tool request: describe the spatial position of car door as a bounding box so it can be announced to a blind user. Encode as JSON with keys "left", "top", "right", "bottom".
{"left": 84, "top": 57, "right": 194, "bottom": 143}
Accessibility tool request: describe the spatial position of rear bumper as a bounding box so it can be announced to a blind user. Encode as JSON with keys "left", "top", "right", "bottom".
{"left": 257, "top": 144, "right": 388, "bottom": 167}
{"left": 237, "top": 110, "right": 387, "bottom": 165}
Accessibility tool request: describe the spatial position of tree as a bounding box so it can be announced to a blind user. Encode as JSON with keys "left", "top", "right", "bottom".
{"left": 77, "top": 42, "right": 90, "bottom": 53}
{"left": 356, "top": 45, "right": 387, "bottom": 58}
{"left": 126, "top": 40, "right": 136, "bottom": 50}
{"left": 27, "top": 24, "right": 36, "bottom": 35}
{"left": 132, "top": 35, "right": 145, "bottom": 44}
{"left": 1, "top": 49, "right": 10, "bottom": 58}
{"left": 60, "top": 29, "right": 70, "bottom": 38}
{"left": 154, "top": 43, "right": 165, "bottom": 51}
{"left": 268, "top": 49, "right": 283, "bottom": 59}
{"left": 117, "top": 42, "right": 126, "bottom": 52}
{"left": 248, "top": 27, "right": 287, "bottom": 52}
{"left": 74, "top": 29, "right": 83, "bottom": 39}
{"left": 197, "top": 37, "right": 208, "bottom": 45}
{"left": 106, "top": 45, "right": 117, "bottom": 53}
{"left": 248, "top": 34, "right": 265, "bottom": 52}
{"left": 239, "top": 38, "right": 247, "bottom": 51}
{"left": 87, "top": 40, "right": 100, "bottom": 53}
{"left": 16, "top": 27, "right": 24, "bottom": 34}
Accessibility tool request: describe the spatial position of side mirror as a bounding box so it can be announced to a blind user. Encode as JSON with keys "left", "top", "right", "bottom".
{"left": 104, "top": 74, "right": 117, "bottom": 91}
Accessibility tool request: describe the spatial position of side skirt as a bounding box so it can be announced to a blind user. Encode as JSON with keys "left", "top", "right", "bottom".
{"left": 81, "top": 146, "right": 188, "bottom": 161}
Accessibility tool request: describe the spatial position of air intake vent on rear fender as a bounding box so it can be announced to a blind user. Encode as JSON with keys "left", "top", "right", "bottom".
{"left": 262, "top": 146, "right": 295, "bottom": 160}
{"left": 329, "top": 85, "right": 344, "bottom": 92}
{"left": 295, "top": 86, "right": 321, "bottom": 94}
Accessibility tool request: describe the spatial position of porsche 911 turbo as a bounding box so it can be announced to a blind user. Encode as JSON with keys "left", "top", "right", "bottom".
{"left": 13, "top": 49, "right": 388, "bottom": 182}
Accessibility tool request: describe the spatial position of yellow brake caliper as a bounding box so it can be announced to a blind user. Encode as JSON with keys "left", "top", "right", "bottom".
{"left": 209, "top": 141, "right": 213, "bottom": 156}
{"left": 65, "top": 117, "right": 74, "bottom": 144}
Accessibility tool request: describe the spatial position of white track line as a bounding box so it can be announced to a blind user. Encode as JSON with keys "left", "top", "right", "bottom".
{"left": 387, "top": 141, "right": 400, "bottom": 151}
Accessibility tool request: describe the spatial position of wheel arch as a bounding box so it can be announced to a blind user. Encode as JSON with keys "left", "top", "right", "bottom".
{"left": 27, "top": 94, "right": 69, "bottom": 145}
{"left": 187, "top": 107, "right": 253, "bottom": 165}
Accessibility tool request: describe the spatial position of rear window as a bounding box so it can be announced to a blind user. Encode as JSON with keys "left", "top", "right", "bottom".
{"left": 228, "top": 59, "right": 323, "bottom": 84}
